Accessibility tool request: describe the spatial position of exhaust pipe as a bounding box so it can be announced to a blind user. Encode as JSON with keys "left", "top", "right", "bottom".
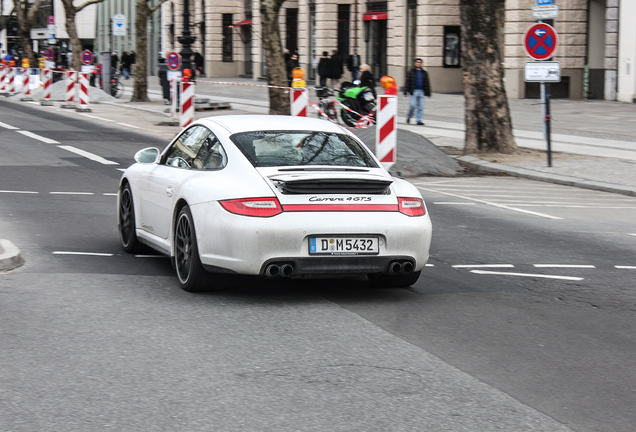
{"left": 280, "top": 264, "right": 294, "bottom": 277}
{"left": 265, "top": 264, "right": 280, "bottom": 277}
{"left": 402, "top": 261, "right": 414, "bottom": 274}
{"left": 388, "top": 261, "right": 402, "bottom": 275}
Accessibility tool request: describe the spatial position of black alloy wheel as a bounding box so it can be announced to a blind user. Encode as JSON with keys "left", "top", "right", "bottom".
{"left": 119, "top": 184, "right": 140, "bottom": 253}
{"left": 174, "top": 206, "right": 210, "bottom": 292}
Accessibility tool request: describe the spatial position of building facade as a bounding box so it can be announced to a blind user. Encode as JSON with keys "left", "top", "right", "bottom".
{"left": 87, "top": 0, "right": 634, "bottom": 102}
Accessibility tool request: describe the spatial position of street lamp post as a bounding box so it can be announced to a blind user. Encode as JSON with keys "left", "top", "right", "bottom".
{"left": 178, "top": 0, "right": 196, "bottom": 78}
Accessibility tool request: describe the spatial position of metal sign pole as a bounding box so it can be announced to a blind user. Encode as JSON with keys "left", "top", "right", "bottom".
{"left": 545, "top": 82, "right": 552, "bottom": 167}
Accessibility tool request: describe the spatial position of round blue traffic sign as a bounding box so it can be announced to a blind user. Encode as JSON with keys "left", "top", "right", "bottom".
{"left": 81, "top": 50, "right": 94, "bottom": 65}
{"left": 523, "top": 23, "right": 559, "bottom": 61}
{"left": 166, "top": 52, "right": 181, "bottom": 71}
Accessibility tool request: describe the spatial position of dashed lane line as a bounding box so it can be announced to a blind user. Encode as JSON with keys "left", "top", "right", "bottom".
{"left": 78, "top": 113, "right": 115, "bottom": 122}
{"left": 17, "top": 130, "right": 60, "bottom": 144}
{"left": 56, "top": 145, "right": 119, "bottom": 165}
{"left": 116, "top": 122, "right": 141, "bottom": 129}
{"left": 470, "top": 269, "right": 584, "bottom": 281}
{"left": 415, "top": 185, "right": 563, "bottom": 220}
{"left": 616, "top": 266, "right": 636, "bottom": 269}
{"left": 49, "top": 192, "right": 95, "bottom": 195}
{"left": 0, "top": 190, "right": 38, "bottom": 194}
{"left": 0, "top": 121, "right": 19, "bottom": 130}
{"left": 453, "top": 264, "right": 514, "bottom": 268}
{"left": 534, "top": 264, "right": 596, "bottom": 268}
{"left": 433, "top": 202, "right": 477, "bottom": 205}
{"left": 52, "top": 251, "right": 114, "bottom": 257}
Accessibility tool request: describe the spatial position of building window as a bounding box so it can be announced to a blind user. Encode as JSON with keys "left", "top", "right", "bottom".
{"left": 222, "top": 14, "right": 233, "bottom": 62}
{"left": 443, "top": 26, "right": 461, "bottom": 68}
{"left": 337, "top": 4, "right": 350, "bottom": 57}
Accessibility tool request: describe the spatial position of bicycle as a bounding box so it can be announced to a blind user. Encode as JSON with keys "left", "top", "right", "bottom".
{"left": 314, "top": 86, "right": 337, "bottom": 122}
{"left": 104, "top": 70, "right": 125, "bottom": 98}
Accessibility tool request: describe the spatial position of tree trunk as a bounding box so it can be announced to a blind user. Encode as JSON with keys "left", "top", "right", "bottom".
{"left": 15, "top": 1, "right": 38, "bottom": 67}
{"left": 460, "top": 0, "right": 517, "bottom": 154}
{"left": 61, "top": 4, "right": 82, "bottom": 71}
{"left": 260, "top": 0, "right": 290, "bottom": 115}
{"left": 132, "top": 0, "right": 151, "bottom": 102}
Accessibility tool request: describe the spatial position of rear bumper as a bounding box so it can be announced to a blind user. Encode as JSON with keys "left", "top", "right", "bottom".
{"left": 258, "top": 255, "right": 418, "bottom": 276}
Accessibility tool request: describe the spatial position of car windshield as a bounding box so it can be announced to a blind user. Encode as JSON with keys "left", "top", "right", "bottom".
{"left": 230, "top": 131, "right": 378, "bottom": 168}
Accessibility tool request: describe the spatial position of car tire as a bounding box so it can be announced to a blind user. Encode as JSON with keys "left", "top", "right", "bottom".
{"left": 368, "top": 270, "right": 421, "bottom": 288}
{"left": 118, "top": 183, "right": 142, "bottom": 253}
{"left": 174, "top": 205, "right": 211, "bottom": 293}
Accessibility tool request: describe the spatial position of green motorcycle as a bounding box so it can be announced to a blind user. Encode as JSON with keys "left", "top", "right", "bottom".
{"left": 337, "top": 82, "right": 376, "bottom": 127}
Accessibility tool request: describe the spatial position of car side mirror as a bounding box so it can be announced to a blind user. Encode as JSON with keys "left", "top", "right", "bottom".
{"left": 134, "top": 147, "right": 160, "bottom": 164}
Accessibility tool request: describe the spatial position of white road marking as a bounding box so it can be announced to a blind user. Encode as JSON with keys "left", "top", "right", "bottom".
{"left": 103, "top": 193, "right": 118, "bottom": 196}
{"left": 78, "top": 113, "right": 115, "bottom": 122}
{"left": 56, "top": 145, "right": 119, "bottom": 165}
{"left": 470, "top": 269, "right": 584, "bottom": 281}
{"left": 628, "top": 234, "right": 636, "bottom": 237}
{"left": 534, "top": 264, "right": 595, "bottom": 268}
{"left": 116, "top": 122, "right": 140, "bottom": 129}
{"left": 453, "top": 264, "right": 515, "bottom": 268}
{"left": 417, "top": 186, "right": 563, "bottom": 220}
{"left": 49, "top": 192, "right": 95, "bottom": 195}
{"left": 52, "top": 251, "right": 113, "bottom": 257}
{"left": 117, "top": 168, "right": 126, "bottom": 172}
{"left": 615, "top": 266, "right": 636, "bottom": 269}
{"left": 425, "top": 264, "right": 434, "bottom": 267}
{"left": 433, "top": 202, "right": 477, "bottom": 205}
{"left": 135, "top": 255, "right": 170, "bottom": 258}
{"left": 0, "top": 121, "right": 19, "bottom": 130}
{"left": 0, "top": 190, "right": 38, "bottom": 194}
{"left": 17, "top": 130, "right": 60, "bottom": 144}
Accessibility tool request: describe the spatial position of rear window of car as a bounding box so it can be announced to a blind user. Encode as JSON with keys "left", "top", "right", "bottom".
{"left": 230, "top": 131, "right": 378, "bottom": 168}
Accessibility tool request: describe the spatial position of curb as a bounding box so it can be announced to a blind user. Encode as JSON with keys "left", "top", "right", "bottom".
{"left": 455, "top": 156, "right": 636, "bottom": 197}
{"left": 0, "top": 239, "right": 24, "bottom": 272}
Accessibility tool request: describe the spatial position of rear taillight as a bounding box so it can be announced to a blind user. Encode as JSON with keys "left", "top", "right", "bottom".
{"left": 398, "top": 197, "right": 426, "bottom": 216}
{"left": 219, "top": 197, "right": 283, "bottom": 217}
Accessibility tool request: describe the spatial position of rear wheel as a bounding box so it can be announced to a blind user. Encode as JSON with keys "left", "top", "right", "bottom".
{"left": 118, "top": 184, "right": 141, "bottom": 253}
{"left": 368, "top": 270, "right": 421, "bottom": 288}
{"left": 174, "top": 206, "right": 212, "bottom": 292}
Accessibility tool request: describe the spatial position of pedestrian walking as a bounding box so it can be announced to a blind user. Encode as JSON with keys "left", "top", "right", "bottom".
{"left": 318, "top": 51, "right": 330, "bottom": 87}
{"left": 404, "top": 58, "right": 431, "bottom": 125}
{"left": 348, "top": 49, "right": 361, "bottom": 82}
{"left": 359, "top": 64, "right": 376, "bottom": 97}
{"left": 121, "top": 51, "right": 132, "bottom": 79}
{"left": 286, "top": 53, "right": 299, "bottom": 87}
{"left": 328, "top": 50, "right": 343, "bottom": 89}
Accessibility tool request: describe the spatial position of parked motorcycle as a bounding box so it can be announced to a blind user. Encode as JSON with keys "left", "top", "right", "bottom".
{"left": 337, "top": 81, "right": 376, "bottom": 127}
{"left": 314, "top": 86, "right": 337, "bottom": 121}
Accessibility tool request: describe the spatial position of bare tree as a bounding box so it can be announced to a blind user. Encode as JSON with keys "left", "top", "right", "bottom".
{"left": 460, "top": 0, "right": 517, "bottom": 154}
{"left": 260, "top": 0, "right": 290, "bottom": 115}
{"left": 131, "top": 0, "right": 168, "bottom": 102}
{"left": 14, "top": 0, "right": 40, "bottom": 67}
{"left": 59, "top": 0, "right": 105, "bottom": 71}
{"left": 0, "top": 4, "right": 16, "bottom": 34}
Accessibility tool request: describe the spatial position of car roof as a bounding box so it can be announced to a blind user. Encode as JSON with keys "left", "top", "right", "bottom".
{"left": 197, "top": 115, "right": 349, "bottom": 135}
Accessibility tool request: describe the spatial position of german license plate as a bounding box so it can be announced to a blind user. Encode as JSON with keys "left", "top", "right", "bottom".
{"left": 309, "top": 236, "right": 379, "bottom": 255}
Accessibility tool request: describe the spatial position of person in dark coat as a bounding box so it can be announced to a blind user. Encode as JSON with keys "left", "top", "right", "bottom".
{"left": 328, "top": 50, "right": 343, "bottom": 89}
{"left": 286, "top": 53, "right": 299, "bottom": 87}
{"left": 403, "top": 58, "right": 431, "bottom": 125}
{"left": 347, "top": 49, "right": 361, "bottom": 82}
{"left": 317, "top": 51, "right": 330, "bottom": 87}
{"left": 121, "top": 51, "right": 132, "bottom": 79}
{"left": 358, "top": 63, "right": 376, "bottom": 97}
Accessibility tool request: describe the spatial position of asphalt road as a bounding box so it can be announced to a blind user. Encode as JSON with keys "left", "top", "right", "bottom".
{"left": 1, "top": 100, "right": 636, "bottom": 431}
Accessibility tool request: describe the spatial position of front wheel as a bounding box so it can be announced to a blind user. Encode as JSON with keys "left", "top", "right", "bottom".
{"left": 368, "top": 270, "right": 421, "bottom": 288}
{"left": 174, "top": 206, "right": 212, "bottom": 292}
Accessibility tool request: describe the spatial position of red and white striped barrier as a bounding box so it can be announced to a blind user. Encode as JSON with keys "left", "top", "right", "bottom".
{"left": 375, "top": 95, "right": 397, "bottom": 170}
{"left": 20, "top": 69, "right": 34, "bottom": 100}
{"left": 0, "top": 67, "right": 6, "bottom": 91}
{"left": 290, "top": 88, "right": 308, "bottom": 117}
{"left": 62, "top": 71, "right": 78, "bottom": 107}
{"left": 6, "top": 68, "right": 17, "bottom": 94}
{"left": 179, "top": 81, "right": 195, "bottom": 128}
{"left": 76, "top": 72, "right": 91, "bottom": 111}
{"left": 41, "top": 69, "right": 53, "bottom": 105}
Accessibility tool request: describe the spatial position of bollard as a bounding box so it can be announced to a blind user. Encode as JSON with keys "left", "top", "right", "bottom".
{"left": 61, "top": 71, "right": 78, "bottom": 109}
{"left": 6, "top": 67, "right": 16, "bottom": 95}
{"left": 41, "top": 69, "right": 53, "bottom": 106}
{"left": 179, "top": 81, "right": 194, "bottom": 128}
{"left": 375, "top": 94, "right": 397, "bottom": 171}
{"left": 0, "top": 67, "right": 6, "bottom": 92}
{"left": 290, "top": 88, "right": 308, "bottom": 116}
{"left": 20, "top": 69, "right": 34, "bottom": 101}
{"left": 76, "top": 72, "right": 91, "bottom": 112}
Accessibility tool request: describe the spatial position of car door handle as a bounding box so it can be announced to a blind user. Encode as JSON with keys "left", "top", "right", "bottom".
{"left": 165, "top": 186, "right": 173, "bottom": 197}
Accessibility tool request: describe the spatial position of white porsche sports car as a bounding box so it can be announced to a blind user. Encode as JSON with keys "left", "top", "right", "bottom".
{"left": 118, "top": 115, "right": 432, "bottom": 292}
